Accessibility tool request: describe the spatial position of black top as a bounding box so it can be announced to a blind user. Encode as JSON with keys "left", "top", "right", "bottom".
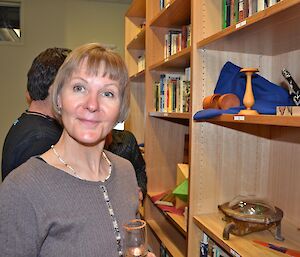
{"left": 106, "top": 129, "right": 147, "bottom": 198}
{"left": 1, "top": 111, "right": 62, "bottom": 180}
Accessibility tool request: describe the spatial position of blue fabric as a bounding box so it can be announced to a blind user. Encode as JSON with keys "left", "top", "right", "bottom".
{"left": 193, "top": 61, "right": 293, "bottom": 120}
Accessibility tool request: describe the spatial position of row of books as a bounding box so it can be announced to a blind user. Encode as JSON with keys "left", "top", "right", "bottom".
{"left": 153, "top": 69, "right": 191, "bottom": 113}
{"left": 164, "top": 25, "right": 191, "bottom": 59}
{"left": 222, "top": 0, "right": 282, "bottom": 28}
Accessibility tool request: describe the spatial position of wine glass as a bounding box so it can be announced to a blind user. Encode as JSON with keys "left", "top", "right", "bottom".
{"left": 123, "top": 219, "right": 147, "bottom": 257}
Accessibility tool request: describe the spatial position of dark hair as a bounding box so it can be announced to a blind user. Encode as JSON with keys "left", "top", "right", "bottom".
{"left": 27, "top": 47, "right": 71, "bottom": 100}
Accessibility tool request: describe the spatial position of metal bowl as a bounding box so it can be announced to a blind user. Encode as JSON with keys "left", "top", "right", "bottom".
{"left": 218, "top": 196, "right": 284, "bottom": 241}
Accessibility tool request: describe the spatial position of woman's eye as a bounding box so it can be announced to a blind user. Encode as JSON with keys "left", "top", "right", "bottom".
{"left": 73, "top": 85, "right": 85, "bottom": 93}
{"left": 102, "top": 91, "right": 114, "bottom": 97}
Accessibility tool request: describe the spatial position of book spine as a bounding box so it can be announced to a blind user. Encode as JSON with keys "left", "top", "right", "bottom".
{"left": 186, "top": 25, "right": 191, "bottom": 47}
{"left": 164, "top": 33, "right": 169, "bottom": 59}
{"left": 238, "top": 0, "right": 244, "bottom": 21}
{"left": 243, "top": 0, "right": 249, "bottom": 19}
{"left": 268, "top": 0, "right": 278, "bottom": 6}
{"left": 226, "top": 0, "right": 231, "bottom": 27}
{"left": 159, "top": 75, "right": 165, "bottom": 112}
{"left": 257, "top": 0, "right": 265, "bottom": 11}
{"left": 222, "top": 0, "right": 226, "bottom": 29}
{"left": 160, "top": 0, "right": 164, "bottom": 10}
{"left": 230, "top": 0, "right": 236, "bottom": 25}
{"left": 181, "top": 25, "right": 187, "bottom": 49}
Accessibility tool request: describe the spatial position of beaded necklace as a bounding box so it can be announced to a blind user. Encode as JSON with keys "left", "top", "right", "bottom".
{"left": 50, "top": 144, "right": 123, "bottom": 256}
{"left": 50, "top": 145, "right": 112, "bottom": 181}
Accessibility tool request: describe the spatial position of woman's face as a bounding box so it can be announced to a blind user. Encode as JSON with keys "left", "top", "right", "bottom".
{"left": 58, "top": 62, "right": 121, "bottom": 146}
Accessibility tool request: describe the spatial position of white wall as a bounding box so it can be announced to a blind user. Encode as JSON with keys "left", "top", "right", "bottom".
{"left": 65, "top": 0, "right": 127, "bottom": 56}
{"left": 0, "top": 0, "right": 129, "bottom": 176}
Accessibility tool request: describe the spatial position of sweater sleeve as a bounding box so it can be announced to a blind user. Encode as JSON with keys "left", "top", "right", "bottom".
{"left": 0, "top": 179, "right": 40, "bottom": 257}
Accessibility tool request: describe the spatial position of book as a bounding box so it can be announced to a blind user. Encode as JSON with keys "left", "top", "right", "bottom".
{"left": 248, "top": 0, "right": 257, "bottom": 16}
{"left": 238, "top": 0, "right": 244, "bottom": 21}
{"left": 225, "top": 0, "right": 231, "bottom": 27}
{"left": 268, "top": 0, "right": 278, "bottom": 6}
{"left": 257, "top": 0, "right": 265, "bottom": 11}
{"left": 151, "top": 190, "right": 175, "bottom": 207}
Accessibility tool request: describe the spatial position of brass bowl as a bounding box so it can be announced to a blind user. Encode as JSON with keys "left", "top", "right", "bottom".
{"left": 218, "top": 197, "right": 284, "bottom": 241}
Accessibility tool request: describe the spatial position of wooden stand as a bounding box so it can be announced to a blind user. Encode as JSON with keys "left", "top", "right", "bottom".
{"left": 238, "top": 68, "right": 259, "bottom": 115}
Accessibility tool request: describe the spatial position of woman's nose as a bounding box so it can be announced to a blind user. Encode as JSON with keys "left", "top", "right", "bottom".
{"left": 85, "top": 93, "right": 99, "bottom": 112}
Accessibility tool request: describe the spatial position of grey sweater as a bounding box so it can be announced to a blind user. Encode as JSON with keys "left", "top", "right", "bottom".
{"left": 0, "top": 151, "right": 139, "bottom": 257}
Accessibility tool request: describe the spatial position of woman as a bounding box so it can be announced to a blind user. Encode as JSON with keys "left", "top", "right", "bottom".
{"left": 0, "top": 43, "right": 154, "bottom": 257}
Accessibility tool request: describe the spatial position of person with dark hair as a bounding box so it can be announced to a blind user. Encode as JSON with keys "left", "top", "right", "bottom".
{"left": 1, "top": 47, "right": 71, "bottom": 180}
{"left": 105, "top": 129, "right": 147, "bottom": 200}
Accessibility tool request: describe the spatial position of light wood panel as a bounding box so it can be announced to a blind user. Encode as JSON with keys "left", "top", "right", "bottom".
{"left": 188, "top": 1, "right": 300, "bottom": 256}
{"left": 126, "top": 0, "right": 146, "bottom": 17}
{"left": 149, "top": 0, "right": 191, "bottom": 28}
{"left": 127, "top": 27, "right": 145, "bottom": 50}
{"left": 194, "top": 213, "right": 300, "bottom": 257}
{"left": 145, "top": 192, "right": 187, "bottom": 256}
{"left": 125, "top": 1, "right": 300, "bottom": 257}
{"left": 147, "top": 220, "right": 185, "bottom": 257}
{"left": 124, "top": 0, "right": 146, "bottom": 142}
{"left": 197, "top": 0, "right": 300, "bottom": 56}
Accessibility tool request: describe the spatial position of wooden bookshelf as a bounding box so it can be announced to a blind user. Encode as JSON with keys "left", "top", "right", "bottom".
{"left": 127, "top": 27, "right": 145, "bottom": 50}
{"left": 148, "top": 46, "right": 191, "bottom": 72}
{"left": 197, "top": 114, "right": 300, "bottom": 128}
{"left": 149, "top": 111, "right": 190, "bottom": 120}
{"left": 125, "top": 0, "right": 145, "bottom": 17}
{"left": 129, "top": 69, "right": 145, "bottom": 82}
{"left": 124, "top": 0, "right": 146, "bottom": 144}
{"left": 197, "top": 0, "right": 300, "bottom": 56}
{"left": 147, "top": 220, "right": 185, "bottom": 257}
{"left": 166, "top": 212, "right": 187, "bottom": 236}
{"left": 124, "top": 0, "right": 300, "bottom": 256}
{"left": 193, "top": 213, "right": 300, "bottom": 257}
{"left": 147, "top": 192, "right": 187, "bottom": 237}
{"left": 149, "top": 0, "right": 191, "bottom": 28}
{"left": 188, "top": 0, "right": 300, "bottom": 256}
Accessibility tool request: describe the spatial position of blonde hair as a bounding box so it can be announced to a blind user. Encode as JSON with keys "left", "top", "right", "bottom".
{"left": 52, "top": 43, "right": 129, "bottom": 123}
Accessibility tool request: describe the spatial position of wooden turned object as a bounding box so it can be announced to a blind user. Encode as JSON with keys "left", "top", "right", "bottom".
{"left": 238, "top": 68, "right": 259, "bottom": 115}
{"left": 203, "top": 94, "right": 221, "bottom": 109}
{"left": 218, "top": 93, "right": 240, "bottom": 110}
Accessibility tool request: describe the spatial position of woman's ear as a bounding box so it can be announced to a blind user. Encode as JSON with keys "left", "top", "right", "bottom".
{"left": 57, "top": 94, "right": 62, "bottom": 109}
{"left": 56, "top": 95, "right": 63, "bottom": 114}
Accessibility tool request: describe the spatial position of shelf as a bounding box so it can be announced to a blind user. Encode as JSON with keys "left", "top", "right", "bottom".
{"left": 129, "top": 70, "right": 145, "bottom": 82}
{"left": 197, "top": 0, "right": 300, "bottom": 55}
{"left": 147, "top": 192, "right": 187, "bottom": 238}
{"left": 150, "top": 111, "right": 190, "bottom": 119}
{"left": 149, "top": 0, "right": 191, "bottom": 28}
{"left": 166, "top": 212, "right": 187, "bottom": 237}
{"left": 194, "top": 114, "right": 300, "bottom": 128}
{"left": 127, "top": 28, "right": 145, "bottom": 50}
{"left": 125, "top": 0, "right": 146, "bottom": 17}
{"left": 149, "top": 46, "right": 191, "bottom": 71}
{"left": 193, "top": 213, "right": 300, "bottom": 257}
{"left": 147, "top": 220, "right": 185, "bottom": 257}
